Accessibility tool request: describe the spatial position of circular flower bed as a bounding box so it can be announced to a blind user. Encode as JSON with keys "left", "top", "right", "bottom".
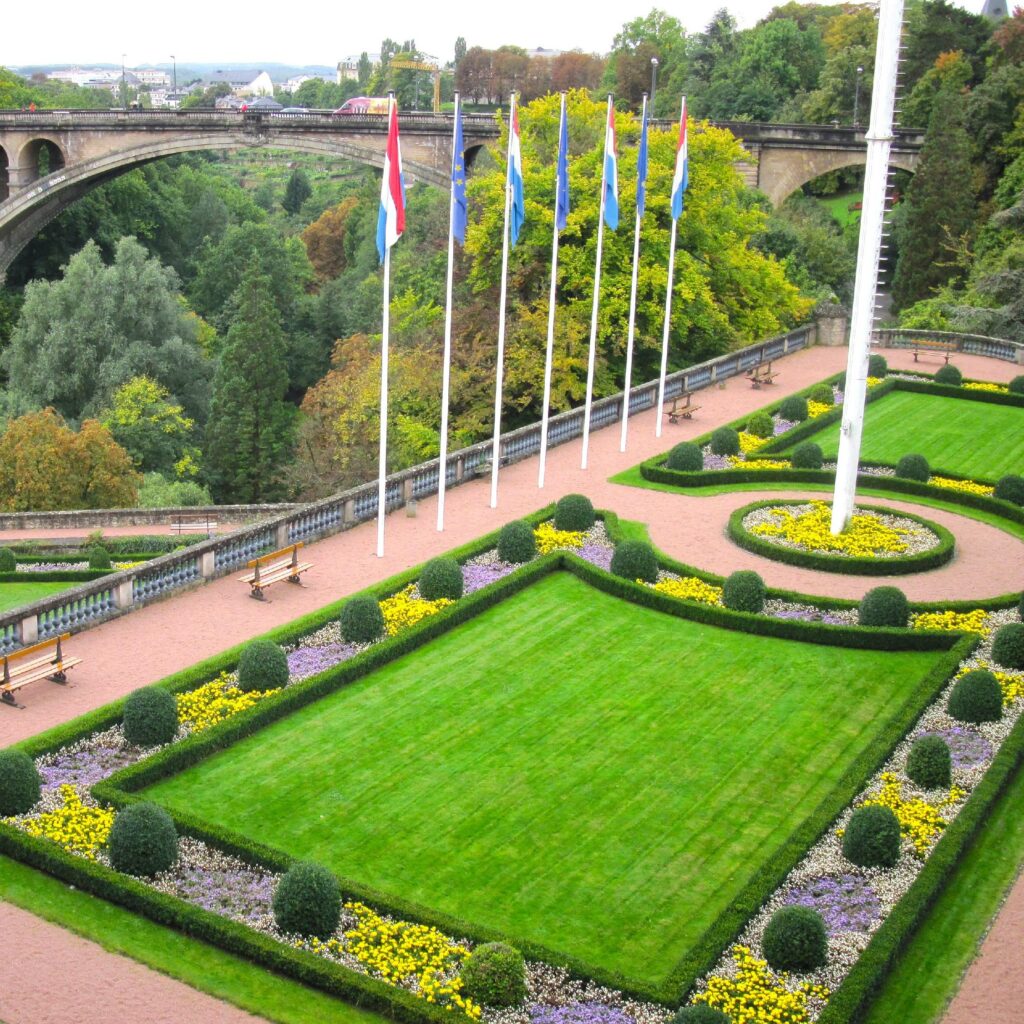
{"left": 728, "top": 499, "right": 956, "bottom": 575}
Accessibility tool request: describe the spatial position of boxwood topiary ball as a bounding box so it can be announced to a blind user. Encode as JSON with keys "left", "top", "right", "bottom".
{"left": 992, "top": 623, "right": 1024, "bottom": 670}
{"left": 994, "top": 475, "right": 1024, "bottom": 506}
{"left": 808, "top": 383, "right": 834, "bottom": 407}
{"left": 868, "top": 354, "right": 888, "bottom": 377}
{"left": 87, "top": 545, "right": 112, "bottom": 570}
{"left": 762, "top": 905, "right": 828, "bottom": 972}
{"left": 722, "top": 570, "right": 766, "bottom": 614}
{"left": 746, "top": 410, "right": 774, "bottom": 438}
{"left": 272, "top": 860, "right": 341, "bottom": 939}
{"left": 340, "top": 595, "right": 385, "bottom": 644}
{"left": 906, "top": 735, "right": 952, "bottom": 789}
{"left": 934, "top": 364, "right": 963, "bottom": 386}
{"left": 779, "top": 395, "right": 809, "bottom": 422}
{"left": 666, "top": 441, "right": 704, "bottom": 472}
{"left": 108, "top": 802, "right": 178, "bottom": 877}
{"left": 672, "top": 1008, "right": 730, "bottom": 1024}
{"left": 858, "top": 586, "right": 909, "bottom": 628}
{"left": 948, "top": 669, "right": 1003, "bottom": 724}
{"left": 1009, "top": 375, "right": 1024, "bottom": 395}
{"left": 842, "top": 804, "right": 901, "bottom": 867}
{"left": 0, "top": 547, "right": 15, "bottom": 572}
{"left": 460, "top": 942, "right": 526, "bottom": 1008}
{"left": 237, "top": 639, "right": 289, "bottom": 692}
{"left": 0, "top": 749, "right": 42, "bottom": 815}
{"left": 610, "top": 540, "right": 659, "bottom": 583}
{"left": 122, "top": 686, "right": 178, "bottom": 747}
{"left": 896, "top": 453, "right": 930, "bottom": 482}
{"left": 791, "top": 442, "right": 824, "bottom": 470}
{"left": 554, "top": 493, "right": 595, "bottom": 531}
{"left": 710, "top": 426, "right": 740, "bottom": 456}
{"left": 419, "top": 556, "right": 464, "bottom": 601}
{"left": 497, "top": 520, "right": 537, "bottom": 564}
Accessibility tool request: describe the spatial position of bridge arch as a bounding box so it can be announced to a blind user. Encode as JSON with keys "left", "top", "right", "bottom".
{"left": 756, "top": 149, "right": 918, "bottom": 206}
{"left": 15, "top": 136, "right": 66, "bottom": 186}
{"left": 0, "top": 145, "right": 8, "bottom": 201}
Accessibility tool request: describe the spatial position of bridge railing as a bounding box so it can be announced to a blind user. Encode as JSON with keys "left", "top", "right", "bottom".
{"left": 0, "top": 325, "right": 815, "bottom": 655}
{"left": 874, "top": 328, "right": 1024, "bottom": 365}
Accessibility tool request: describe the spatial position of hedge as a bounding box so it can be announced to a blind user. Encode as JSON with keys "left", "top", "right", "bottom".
{"left": 0, "top": 570, "right": 114, "bottom": 584}
{"left": 726, "top": 500, "right": 957, "bottom": 576}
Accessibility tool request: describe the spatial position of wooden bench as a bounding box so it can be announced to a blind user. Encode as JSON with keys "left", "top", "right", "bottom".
{"left": 2, "top": 634, "right": 81, "bottom": 708}
{"left": 664, "top": 393, "right": 701, "bottom": 423}
{"left": 746, "top": 361, "right": 779, "bottom": 388}
{"left": 239, "top": 543, "right": 312, "bottom": 600}
{"left": 912, "top": 338, "right": 960, "bottom": 363}
{"left": 170, "top": 517, "right": 218, "bottom": 537}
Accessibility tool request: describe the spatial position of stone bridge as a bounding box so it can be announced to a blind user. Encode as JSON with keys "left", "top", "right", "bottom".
{"left": 0, "top": 109, "right": 923, "bottom": 279}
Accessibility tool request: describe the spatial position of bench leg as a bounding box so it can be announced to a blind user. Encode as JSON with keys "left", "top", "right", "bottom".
{"left": 249, "top": 586, "right": 266, "bottom": 601}
{"left": 1, "top": 690, "right": 23, "bottom": 708}
{"left": 913, "top": 351, "right": 919, "bottom": 362}
{"left": 47, "top": 672, "right": 69, "bottom": 685}
{"left": 287, "top": 575, "right": 303, "bottom": 586}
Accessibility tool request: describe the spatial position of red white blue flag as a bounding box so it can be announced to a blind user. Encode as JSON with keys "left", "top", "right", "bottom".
{"left": 603, "top": 97, "right": 619, "bottom": 231}
{"left": 670, "top": 97, "right": 689, "bottom": 221}
{"left": 376, "top": 98, "right": 406, "bottom": 262}
{"left": 508, "top": 96, "right": 525, "bottom": 245}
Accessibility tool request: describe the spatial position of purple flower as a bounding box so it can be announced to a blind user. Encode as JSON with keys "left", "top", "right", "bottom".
{"left": 773, "top": 609, "right": 816, "bottom": 622}
{"left": 170, "top": 863, "right": 276, "bottom": 923}
{"left": 462, "top": 562, "right": 516, "bottom": 594}
{"left": 530, "top": 1004, "right": 634, "bottom": 1024}
{"left": 578, "top": 544, "right": 613, "bottom": 571}
{"left": 37, "top": 745, "right": 140, "bottom": 789}
{"left": 785, "top": 874, "right": 880, "bottom": 935}
{"left": 703, "top": 454, "right": 731, "bottom": 470}
{"left": 920, "top": 727, "right": 992, "bottom": 769}
{"left": 287, "top": 643, "right": 359, "bottom": 680}
{"left": 773, "top": 418, "right": 798, "bottom": 436}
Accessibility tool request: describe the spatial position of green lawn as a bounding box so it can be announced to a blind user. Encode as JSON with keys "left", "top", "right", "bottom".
{"left": 818, "top": 191, "right": 863, "bottom": 228}
{"left": 145, "top": 572, "right": 944, "bottom": 986}
{"left": 777, "top": 391, "right": 1024, "bottom": 479}
{"left": 0, "top": 581, "right": 74, "bottom": 613}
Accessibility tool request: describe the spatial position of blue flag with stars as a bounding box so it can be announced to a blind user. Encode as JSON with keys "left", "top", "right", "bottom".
{"left": 452, "top": 101, "right": 467, "bottom": 245}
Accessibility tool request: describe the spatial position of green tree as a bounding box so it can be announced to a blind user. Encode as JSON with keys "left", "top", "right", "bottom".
{"left": 605, "top": 9, "right": 688, "bottom": 114}
{"left": 902, "top": 0, "right": 992, "bottom": 88}
{"left": 358, "top": 52, "right": 374, "bottom": 89}
{"left": 204, "top": 270, "right": 294, "bottom": 502}
{"left": 282, "top": 169, "right": 313, "bottom": 215}
{"left": 892, "top": 85, "right": 977, "bottom": 310}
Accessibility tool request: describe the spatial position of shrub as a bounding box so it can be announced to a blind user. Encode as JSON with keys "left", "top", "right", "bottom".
{"left": 340, "top": 595, "right": 385, "bottom": 644}
{"left": 1008, "top": 375, "right": 1024, "bottom": 395}
{"left": 842, "top": 804, "right": 901, "bottom": 867}
{"left": 87, "top": 545, "right": 111, "bottom": 570}
{"left": 0, "top": 547, "right": 15, "bottom": 571}
{"left": 122, "top": 686, "right": 178, "bottom": 747}
{"left": 808, "top": 383, "right": 834, "bottom": 406}
{"left": 906, "top": 735, "right": 952, "bottom": 789}
{"left": 610, "top": 540, "right": 659, "bottom": 583}
{"left": 746, "top": 411, "right": 774, "bottom": 438}
{"left": 1019, "top": 590, "right": 1024, "bottom": 621}
{"left": 934, "top": 364, "right": 963, "bottom": 386}
{"left": 779, "top": 395, "right": 809, "bottom": 422}
{"left": 791, "top": 442, "right": 824, "bottom": 470}
{"left": 673, "top": 1009, "right": 730, "bottom": 1024}
{"left": 237, "top": 639, "right": 289, "bottom": 692}
{"left": 994, "top": 474, "right": 1024, "bottom": 506}
{"left": 868, "top": 353, "right": 888, "bottom": 377}
{"left": 666, "top": 441, "right": 704, "bottom": 472}
{"left": 895, "top": 453, "right": 930, "bottom": 482}
{"left": 497, "top": 520, "right": 537, "bottom": 563}
{"left": 419, "top": 556, "right": 464, "bottom": 601}
{"left": 992, "top": 623, "right": 1024, "bottom": 670}
{"left": 554, "top": 493, "right": 595, "bottom": 531}
{"left": 460, "top": 942, "right": 526, "bottom": 1008}
{"left": 710, "top": 426, "right": 740, "bottom": 456}
{"left": 272, "top": 861, "right": 341, "bottom": 939}
{"left": 762, "top": 905, "right": 828, "bottom": 972}
{"left": 947, "top": 669, "right": 1003, "bottom": 724}
{"left": 108, "top": 802, "right": 178, "bottom": 877}
{"left": 722, "top": 570, "right": 766, "bottom": 613}
{"left": 0, "top": 749, "right": 42, "bottom": 815}
{"left": 858, "top": 586, "right": 909, "bottom": 628}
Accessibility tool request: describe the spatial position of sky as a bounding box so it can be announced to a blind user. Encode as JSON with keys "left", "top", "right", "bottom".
{"left": 4, "top": 0, "right": 988, "bottom": 69}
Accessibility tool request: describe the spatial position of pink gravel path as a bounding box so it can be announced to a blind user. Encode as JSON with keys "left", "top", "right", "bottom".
{"left": 1, "top": 342, "right": 1022, "bottom": 1023}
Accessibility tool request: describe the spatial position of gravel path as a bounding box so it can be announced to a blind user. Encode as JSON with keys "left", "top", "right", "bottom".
{"left": 1, "top": 344, "right": 1021, "bottom": 1023}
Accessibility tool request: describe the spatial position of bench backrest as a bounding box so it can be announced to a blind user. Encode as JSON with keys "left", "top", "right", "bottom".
{"left": 246, "top": 542, "right": 304, "bottom": 571}
{"left": 2, "top": 632, "right": 69, "bottom": 685}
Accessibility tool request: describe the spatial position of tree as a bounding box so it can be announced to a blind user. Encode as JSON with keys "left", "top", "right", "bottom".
{"left": 549, "top": 52, "right": 605, "bottom": 93}
{"left": 454, "top": 37, "right": 468, "bottom": 71}
{"left": 902, "top": 0, "right": 992, "bottom": 87}
{"left": 301, "top": 197, "right": 359, "bottom": 281}
{"left": 892, "top": 85, "right": 977, "bottom": 310}
{"left": 901, "top": 50, "right": 972, "bottom": 129}
{"left": 204, "top": 270, "right": 294, "bottom": 502}
{"left": 606, "top": 9, "right": 688, "bottom": 114}
{"left": 357, "top": 52, "right": 373, "bottom": 89}
{"left": 282, "top": 169, "right": 312, "bottom": 215}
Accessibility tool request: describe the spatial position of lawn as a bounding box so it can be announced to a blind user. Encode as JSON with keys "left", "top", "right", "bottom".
{"left": 818, "top": 191, "right": 863, "bottom": 228}
{"left": 777, "top": 390, "right": 1024, "bottom": 479}
{"left": 0, "top": 581, "right": 75, "bottom": 613}
{"left": 145, "top": 572, "right": 945, "bottom": 986}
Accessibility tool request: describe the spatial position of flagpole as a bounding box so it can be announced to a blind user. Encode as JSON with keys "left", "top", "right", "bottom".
{"left": 437, "top": 93, "right": 461, "bottom": 531}
{"left": 620, "top": 93, "right": 647, "bottom": 453}
{"left": 539, "top": 92, "right": 567, "bottom": 489}
{"left": 581, "top": 94, "right": 613, "bottom": 471}
{"left": 490, "top": 92, "right": 516, "bottom": 508}
{"left": 376, "top": 240, "right": 391, "bottom": 558}
{"left": 656, "top": 216, "right": 678, "bottom": 439}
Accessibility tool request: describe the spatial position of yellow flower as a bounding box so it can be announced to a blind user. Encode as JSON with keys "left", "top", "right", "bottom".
{"left": 10, "top": 784, "right": 114, "bottom": 860}
{"left": 379, "top": 586, "right": 454, "bottom": 637}
{"left": 750, "top": 501, "right": 910, "bottom": 557}
{"left": 928, "top": 475, "right": 994, "bottom": 497}
{"left": 649, "top": 576, "right": 724, "bottom": 605}
{"left": 911, "top": 609, "right": 989, "bottom": 635}
{"left": 858, "top": 773, "right": 965, "bottom": 857}
{"left": 738, "top": 431, "right": 769, "bottom": 454}
{"left": 177, "top": 672, "right": 280, "bottom": 734}
{"left": 963, "top": 381, "right": 1008, "bottom": 393}
{"left": 533, "top": 522, "right": 584, "bottom": 555}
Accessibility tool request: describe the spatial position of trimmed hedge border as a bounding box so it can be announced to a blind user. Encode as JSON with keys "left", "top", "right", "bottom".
{"left": 0, "top": 570, "right": 114, "bottom": 584}
{"left": 726, "top": 500, "right": 957, "bottom": 576}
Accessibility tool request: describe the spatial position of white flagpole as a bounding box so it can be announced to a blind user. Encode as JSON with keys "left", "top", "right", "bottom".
{"left": 376, "top": 242, "right": 391, "bottom": 558}
{"left": 539, "top": 92, "right": 566, "bottom": 489}
{"left": 437, "top": 94, "right": 460, "bottom": 531}
{"left": 581, "top": 95, "right": 613, "bottom": 471}
{"left": 656, "top": 215, "right": 678, "bottom": 439}
{"left": 620, "top": 93, "right": 647, "bottom": 453}
{"left": 490, "top": 93, "right": 517, "bottom": 509}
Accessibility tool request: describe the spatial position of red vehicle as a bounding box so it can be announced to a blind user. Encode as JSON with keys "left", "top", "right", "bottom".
{"left": 334, "top": 96, "right": 390, "bottom": 115}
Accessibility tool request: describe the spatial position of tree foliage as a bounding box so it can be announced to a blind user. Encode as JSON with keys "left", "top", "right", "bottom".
{"left": 283, "top": 169, "right": 313, "bottom": 215}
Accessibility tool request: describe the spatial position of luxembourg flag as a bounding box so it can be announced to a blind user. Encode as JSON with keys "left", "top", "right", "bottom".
{"left": 508, "top": 96, "right": 525, "bottom": 245}
{"left": 376, "top": 98, "right": 406, "bottom": 263}
{"left": 670, "top": 97, "right": 689, "bottom": 221}
{"left": 603, "top": 97, "right": 619, "bottom": 231}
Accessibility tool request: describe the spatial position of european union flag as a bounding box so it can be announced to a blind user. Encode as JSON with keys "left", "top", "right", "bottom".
{"left": 555, "top": 95, "right": 570, "bottom": 232}
{"left": 636, "top": 99, "right": 649, "bottom": 219}
{"left": 452, "top": 101, "right": 467, "bottom": 245}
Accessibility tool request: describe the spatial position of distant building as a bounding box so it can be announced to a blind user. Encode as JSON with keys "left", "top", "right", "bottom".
{"left": 981, "top": 0, "right": 1009, "bottom": 20}
{"left": 525, "top": 47, "right": 564, "bottom": 59}
{"left": 203, "top": 69, "right": 274, "bottom": 96}
{"left": 337, "top": 54, "right": 380, "bottom": 83}
{"left": 134, "top": 69, "right": 170, "bottom": 87}
{"left": 282, "top": 74, "right": 332, "bottom": 93}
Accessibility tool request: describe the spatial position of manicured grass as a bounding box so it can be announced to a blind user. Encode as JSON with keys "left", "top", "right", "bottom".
{"left": 818, "top": 191, "right": 863, "bottom": 228}
{"left": 145, "top": 572, "right": 944, "bottom": 986}
{"left": 862, "top": 768, "right": 1024, "bottom": 1023}
{"left": 776, "top": 391, "right": 1024, "bottom": 479}
{"left": 0, "top": 581, "right": 75, "bottom": 612}
{"left": 0, "top": 855, "right": 386, "bottom": 1024}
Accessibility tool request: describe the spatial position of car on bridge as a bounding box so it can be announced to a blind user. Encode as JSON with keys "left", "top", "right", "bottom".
{"left": 334, "top": 97, "right": 389, "bottom": 115}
